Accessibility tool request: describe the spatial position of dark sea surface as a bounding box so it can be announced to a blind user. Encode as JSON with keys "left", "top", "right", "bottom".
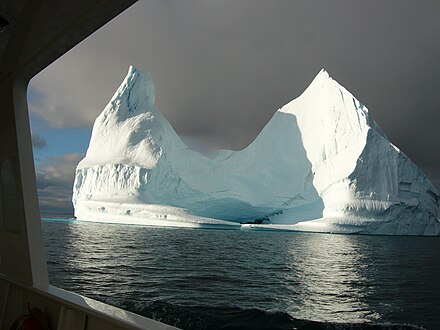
{"left": 42, "top": 219, "right": 440, "bottom": 330}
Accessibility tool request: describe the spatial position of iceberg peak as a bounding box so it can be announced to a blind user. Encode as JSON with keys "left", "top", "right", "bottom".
{"left": 96, "top": 65, "right": 158, "bottom": 124}
{"left": 311, "top": 68, "right": 344, "bottom": 93}
{"left": 316, "top": 68, "right": 330, "bottom": 80}
{"left": 308, "top": 69, "right": 332, "bottom": 89}
{"left": 118, "top": 65, "right": 156, "bottom": 107}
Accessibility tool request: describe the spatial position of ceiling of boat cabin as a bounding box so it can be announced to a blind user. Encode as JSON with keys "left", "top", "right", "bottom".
{"left": 0, "top": 0, "right": 137, "bottom": 81}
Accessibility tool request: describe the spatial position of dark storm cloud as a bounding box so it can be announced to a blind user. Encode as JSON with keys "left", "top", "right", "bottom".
{"left": 29, "top": 1, "right": 440, "bottom": 188}
{"left": 36, "top": 153, "right": 83, "bottom": 214}
{"left": 31, "top": 132, "right": 47, "bottom": 149}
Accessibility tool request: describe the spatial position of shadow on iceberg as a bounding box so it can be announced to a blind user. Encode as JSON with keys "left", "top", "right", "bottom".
{"left": 163, "top": 111, "right": 325, "bottom": 223}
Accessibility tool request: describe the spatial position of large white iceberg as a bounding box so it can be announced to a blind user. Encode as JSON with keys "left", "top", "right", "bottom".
{"left": 73, "top": 66, "right": 440, "bottom": 235}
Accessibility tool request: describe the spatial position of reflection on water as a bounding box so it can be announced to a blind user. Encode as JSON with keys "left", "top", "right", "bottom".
{"left": 287, "top": 234, "right": 376, "bottom": 322}
{"left": 43, "top": 220, "right": 440, "bottom": 329}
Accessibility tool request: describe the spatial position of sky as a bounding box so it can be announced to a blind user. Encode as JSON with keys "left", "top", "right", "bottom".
{"left": 28, "top": 0, "right": 440, "bottom": 214}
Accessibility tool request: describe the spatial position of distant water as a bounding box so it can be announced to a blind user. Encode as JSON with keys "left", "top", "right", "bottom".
{"left": 42, "top": 219, "right": 440, "bottom": 330}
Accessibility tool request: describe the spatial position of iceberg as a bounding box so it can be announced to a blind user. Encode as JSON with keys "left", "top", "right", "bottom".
{"left": 73, "top": 66, "right": 440, "bottom": 235}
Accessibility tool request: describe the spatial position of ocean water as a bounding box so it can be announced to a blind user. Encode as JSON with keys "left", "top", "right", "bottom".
{"left": 42, "top": 219, "right": 440, "bottom": 330}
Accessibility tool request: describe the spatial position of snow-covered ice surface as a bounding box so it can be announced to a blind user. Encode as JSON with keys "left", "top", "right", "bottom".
{"left": 73, "top": 66, "right": 440, "bottom": 235}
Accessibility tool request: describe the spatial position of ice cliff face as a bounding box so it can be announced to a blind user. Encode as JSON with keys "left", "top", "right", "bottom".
{"left": 73, "top": 66, "right": 440, "bottom": 235}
